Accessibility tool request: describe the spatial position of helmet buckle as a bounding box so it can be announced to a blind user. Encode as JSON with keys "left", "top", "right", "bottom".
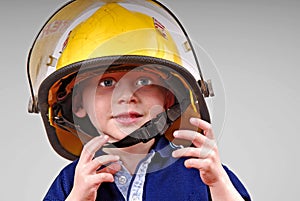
{"left": 28, "top": 96, "right": 39, "bottom": 113}
{"left": 199, "top": 79, "right": 214, "bottom": 97}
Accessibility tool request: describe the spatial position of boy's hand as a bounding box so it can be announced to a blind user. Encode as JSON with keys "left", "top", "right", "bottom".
{"left": 172, "top": 118, "right": 245, "bottom": 201}
{"left": 172, "top": 117, "right": 226, "bottom": 186}
{"left": 66, "top": 135, "right": 121, "bottom": 201}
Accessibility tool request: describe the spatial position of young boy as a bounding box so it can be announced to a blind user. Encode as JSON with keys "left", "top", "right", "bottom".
{"left": 27, "top": 1, "right": 251, "bottom": 200}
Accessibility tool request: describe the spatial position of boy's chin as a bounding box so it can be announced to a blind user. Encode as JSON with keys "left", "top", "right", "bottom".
{"left": 105, "top": 131, "right": 133, "bottom": 143}
{"left": 104, "top": 128, "right": 143, "bottom": 147}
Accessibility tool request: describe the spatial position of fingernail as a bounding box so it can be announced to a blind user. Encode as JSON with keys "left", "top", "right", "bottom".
{"left": 190, "top": 117, "right": 198, "bottom": 124}
{"left": 173, "top": 130, "right": 179, "bottom": 137}
{"left": 172, "top": 150, "right": 180, "bottom": 158}
{"left": 112, "top": 156, "right": 119, "bottom": 161}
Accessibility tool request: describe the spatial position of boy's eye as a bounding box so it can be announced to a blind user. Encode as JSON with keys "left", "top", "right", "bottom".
{"left": 99, "top": 78, "right": 117, "bottom": 87}
{"left": 136, "top": 77, "right": 152, "bottom": 86}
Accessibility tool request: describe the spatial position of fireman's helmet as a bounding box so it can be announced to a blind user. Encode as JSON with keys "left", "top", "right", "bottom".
{"left": 27, "top": 0, "right": 215, "bottom": 160}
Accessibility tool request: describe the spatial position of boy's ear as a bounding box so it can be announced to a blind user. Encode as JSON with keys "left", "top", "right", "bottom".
{"left": 72, "top": 92, "right": 86, "bottom": 118}
{"left": 165, "top": 90, "right": 175, "bottom": 109}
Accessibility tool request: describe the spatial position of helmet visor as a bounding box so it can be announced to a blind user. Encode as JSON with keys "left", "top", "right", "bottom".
{"left": 29, "top": 0, "right": 225, "bottom": 160}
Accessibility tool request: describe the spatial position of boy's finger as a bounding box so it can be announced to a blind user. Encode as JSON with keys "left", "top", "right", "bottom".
{"left": 93, "top": 172, "right": 115, "bottom": 184}
{"left": 88, "top": 155, "right": 120, "bottom": 173}
{"left": 97, "top": 162, "right": 122, "bottom": 174}
{"left": 172, "top": 147, "right": 213, "bottom": 159}
{"left": 173, "top": 130, "right": 205, "bottom": 147}
{"left": 79, "top": 135, "right": 109, "bottom": 164}
{"left": 189, "top": 118, "right": 215, "bottom": 140}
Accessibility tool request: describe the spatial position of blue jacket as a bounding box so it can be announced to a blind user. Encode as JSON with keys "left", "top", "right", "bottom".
{"left": 44, "top": 137, "right": 251, "bottom": 201}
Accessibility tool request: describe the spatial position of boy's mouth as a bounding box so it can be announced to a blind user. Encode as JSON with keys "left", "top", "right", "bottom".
{"left": 113, "top": 112, "right": 143, "bottom": 125}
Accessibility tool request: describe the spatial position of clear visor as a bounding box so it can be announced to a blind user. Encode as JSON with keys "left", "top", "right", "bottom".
{"left": 28, "top": 0, "right": 226, "bottom": 140}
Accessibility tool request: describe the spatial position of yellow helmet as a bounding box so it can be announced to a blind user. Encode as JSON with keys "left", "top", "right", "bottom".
{"left": 27, "top": 0, "right": 214, "bottom": 160}
{"left": 56, "top": 3, "right": 181, "bottom": 69}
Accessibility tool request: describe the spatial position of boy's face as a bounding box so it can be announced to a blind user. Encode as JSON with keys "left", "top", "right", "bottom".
{"left": 74, "top": 70, "right": 174, "bottom": 143}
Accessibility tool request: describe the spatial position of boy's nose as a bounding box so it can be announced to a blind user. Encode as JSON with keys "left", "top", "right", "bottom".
{"left": 113, "top": 81, "right": 139, "bottom": 104}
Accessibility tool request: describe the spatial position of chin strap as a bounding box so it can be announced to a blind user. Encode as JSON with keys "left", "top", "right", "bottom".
{"left": 105, "top": 100, "right": 184, "bottom": 148}
{"left": 104, "top": 111, "right": 169, "bottom": 148}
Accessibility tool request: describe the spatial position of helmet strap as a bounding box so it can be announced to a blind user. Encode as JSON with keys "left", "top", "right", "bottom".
{"left": 104, "top": 99, "right": 188, "bottom": 148}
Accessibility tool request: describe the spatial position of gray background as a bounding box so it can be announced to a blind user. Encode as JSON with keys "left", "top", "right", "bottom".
{"left": 1, "top": 0, "right": 299, "bottom": 200}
